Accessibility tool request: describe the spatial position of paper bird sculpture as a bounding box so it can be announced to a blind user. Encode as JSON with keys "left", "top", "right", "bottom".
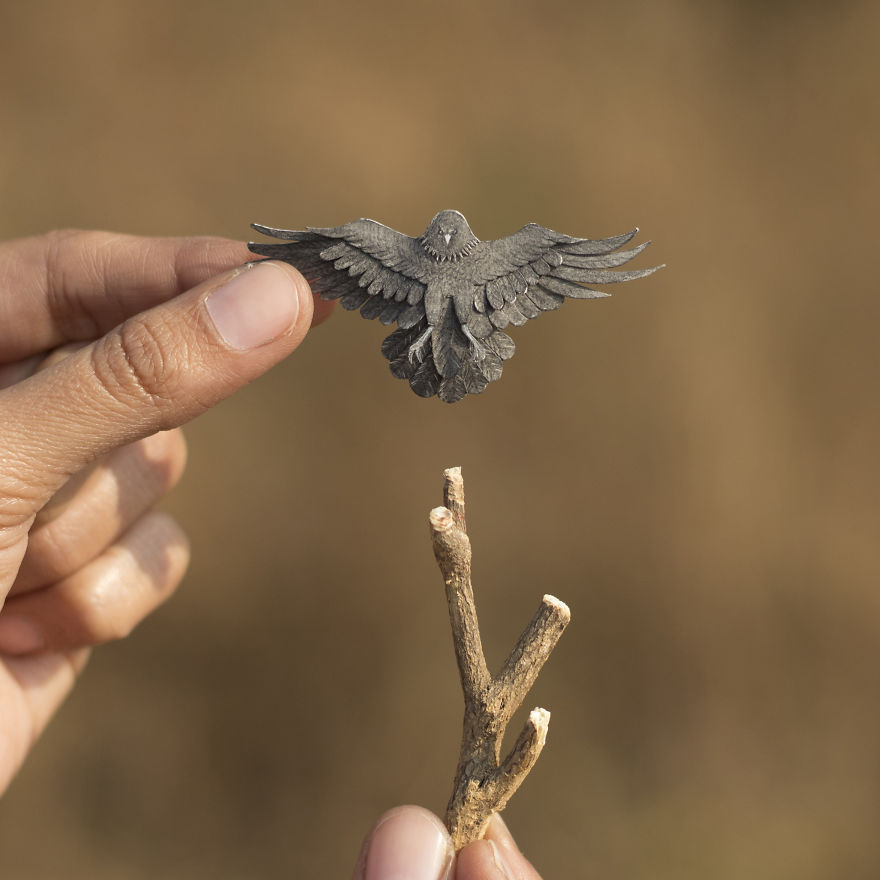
{"left": 249, "top": 210, "right": 661, "bottom": 402}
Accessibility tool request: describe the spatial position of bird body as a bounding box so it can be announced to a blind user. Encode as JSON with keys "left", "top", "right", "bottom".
{"left": 249, "top": 210, "right": 661, "bottom": 402}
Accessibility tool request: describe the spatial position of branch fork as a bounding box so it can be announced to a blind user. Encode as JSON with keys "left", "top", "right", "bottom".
{"left": 429, "top": 467, "right": 571, "bottom": 851}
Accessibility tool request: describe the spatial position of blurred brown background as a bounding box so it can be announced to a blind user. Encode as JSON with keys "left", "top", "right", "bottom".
{"left": 1, "top": 0, "right": 879, "bottom": 877}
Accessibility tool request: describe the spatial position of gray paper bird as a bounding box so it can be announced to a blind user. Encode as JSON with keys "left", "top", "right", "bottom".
{"left": 248, "top": 211, "right": 661, "bottom": 402}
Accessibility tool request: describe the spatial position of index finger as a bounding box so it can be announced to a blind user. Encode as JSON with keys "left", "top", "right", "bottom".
{"left": 0, "top": 231, "right": 252, "bottom": 362}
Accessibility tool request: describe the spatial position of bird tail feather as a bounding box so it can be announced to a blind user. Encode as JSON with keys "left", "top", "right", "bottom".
{"left": 382, "top": 316, "right": 515, "bottom": 403}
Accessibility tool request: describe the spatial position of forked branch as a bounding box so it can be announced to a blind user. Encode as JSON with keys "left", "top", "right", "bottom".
{"left": 429, "top": 467, "right": 571, "bottom": 851}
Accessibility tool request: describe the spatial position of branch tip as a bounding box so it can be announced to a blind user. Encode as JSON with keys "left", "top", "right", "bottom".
{"left": 429, "top": 506, "right": 455, "bottom": 531}
{"left": 528, "top": 707, "right": 551, "bottom": 739}
{"left": 431, "top": 467, "right": 570, "bottom": 851}
{"left": 542, "top": 594, "right": 571, "bottom": 621}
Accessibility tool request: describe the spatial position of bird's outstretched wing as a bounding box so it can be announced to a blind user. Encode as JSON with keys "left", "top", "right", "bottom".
{"left": 462, "top": 225, "right": 661, "bottom": 338}
{"left": 248, "top": 219, "right": 429, "bottom": 328}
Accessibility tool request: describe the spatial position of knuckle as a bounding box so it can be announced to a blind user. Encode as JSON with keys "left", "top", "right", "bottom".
{"left": 91, "top": 317, "right": 183, "bottom": 411}
{"left": 17, "top": 525, "right": 72, "bottom": 587}
{"left": 86, "top": 514, "right": 189, "bottom": 645}
{"left": 43, "top": 228, "right": 87, "bottom": 247}
{"left": 49, "top": 511, "right": 191, "bottom": 648}
{"left": 43, "top": 230, "right": 109, "bottom": 340}
{"left": 74, "top": 589, "right": 134, "bottom": 644}
{"left": 138, "top": 428, "right": 188, "bottom": 491}
{"left": 96, "top": 610, "right": 136, "bottom": 643}
{"left": 0, "top": 463, "right": 53, "bottom": 532}
{"left": 149, "top": 512, "right": 191, "bottom": 582}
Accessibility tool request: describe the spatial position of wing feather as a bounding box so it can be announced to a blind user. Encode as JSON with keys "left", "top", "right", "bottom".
{"left": 486, "top": 278, "right": 505, "bottom": 310}
{"left": 379, "top": 301, "right": 406, "bottom": 325}
{"left": 320, "top": 243, "right": 348, "bottom": 261}
{"left": 526, "top": 286, "right": 565, "bottom": 311}
{"left": 484, "top": 330, "right": 515, "bottom": 361}
{"left": 554, "top": 264, "right": 660, "bottom": 285}
{"left": 559, "top": 229, "right": 638, "bottom": 255}
{"left": 562, "top": 241, "right": 651, "bottom": 268}
{"left": 529, "top": 257, "right": 554, "bottom": 276}
{"left": 389, "top": 274, "right": 408, "bottom": 302}
{"left": 537, "top": 277, "right": 611, "bottom": 300}
{"left": 478, "top": 351, "right": 505, "bottom": 382}
{"left": 249, "top": 219, "right": 429, "bottom": 329}
{"left": 359, "top": 297, "right": 387, "bottom": 320}
{"left": 469, "top": 313, "right": 494, "bottom": 339}
{"left": 356, "top": 261, "right": 383, "bottom": 288}
{"left": 465, "top": 222, "right": 659, "bottom": 333}
{"left": 312, "top": 274, "right": 361, "bottom": 300}
{"left": 514, "top": 290, "right": 541, "bottom": 319}
{"left": 249, "top": 223, "right": 316, "bottom": 241}
{"left": 398, "top": 302, "right": 425, "bottom": 329}
{"left": 489, "top": 308, "right": 510, "bottom": 330}
{"left": 501, "top": 300, "right": 528, "bottom": 327}
{"left": 340, "top": 289, "right": 371, "bottom": 310}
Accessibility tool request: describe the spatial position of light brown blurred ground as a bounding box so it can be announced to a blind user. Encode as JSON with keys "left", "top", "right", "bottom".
{"left": 1, "top": 1, "right": 879, "bottom": 877}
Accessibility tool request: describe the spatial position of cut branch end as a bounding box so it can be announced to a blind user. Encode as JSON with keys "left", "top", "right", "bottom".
{"left": 429, "top": 467, "right": 571, "bottom": 851}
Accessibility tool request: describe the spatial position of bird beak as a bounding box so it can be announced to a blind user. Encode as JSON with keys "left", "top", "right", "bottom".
{"left": 444, "top": 233, "right": 452, "bottom": 245}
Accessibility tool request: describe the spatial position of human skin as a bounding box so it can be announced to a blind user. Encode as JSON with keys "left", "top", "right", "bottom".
{"left": 0, "top": 230, "right": 326, "bottom": 791}
{"left": 0, "top": 231, "right": 544, "bottom": 879}
{"left": 354, "top": 806, "right": 544, "bottom": 880}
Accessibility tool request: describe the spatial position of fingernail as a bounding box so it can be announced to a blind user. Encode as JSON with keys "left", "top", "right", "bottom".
{"left": 486, "top": 814, "right": 533, "bottom": 879}
{"left": 363, "top": 806, "right": 454, "bottom": 880}
{"left": 0, "top": 614, "right": 45, "bottom": 655}
{"left": 205, "top": 261, "right": 302, "bottom": 350}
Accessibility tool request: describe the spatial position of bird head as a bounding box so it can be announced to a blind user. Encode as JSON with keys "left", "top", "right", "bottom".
{"left": 420, "top": 210, "right": 479, "bottom": 261}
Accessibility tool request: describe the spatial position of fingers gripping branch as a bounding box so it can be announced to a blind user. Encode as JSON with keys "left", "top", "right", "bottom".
{"left": 429, "top": 467, "right": 571, "bottom": 851}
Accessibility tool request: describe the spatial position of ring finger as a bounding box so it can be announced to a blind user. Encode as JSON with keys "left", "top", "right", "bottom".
{"left": 0, "top": 510, "right": 189, "bottom": 655}
{"left": 11, "top": 428, "right": 187, "bottom": 596}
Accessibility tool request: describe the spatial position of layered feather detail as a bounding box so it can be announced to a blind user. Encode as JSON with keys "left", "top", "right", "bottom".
{"left": 381, "top": 318, "right": 514, "bottom": 403}
{"left": 249, "top": 214, "right": 662, "bottom": 403}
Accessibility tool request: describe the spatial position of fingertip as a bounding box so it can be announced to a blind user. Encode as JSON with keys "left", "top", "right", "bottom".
{"left": 257, "top": 259, "right": 316, "bottom": 329}
{"left": 311, "top": 294, "right": 336, "bottom": 327}
{"left": 204, "top": 260, "right": 312, "bottom": 352}
{"left": 251, "top": 259, "right": 335, "bottom": 332}
{"left": 455, "top": 839, "right": 507, "bottom": 880}
{"left": 483, "top": 813, "right": 543, "bottom": 880}
{"left": 355, "top": 805, "right": 454, "bottom": 880}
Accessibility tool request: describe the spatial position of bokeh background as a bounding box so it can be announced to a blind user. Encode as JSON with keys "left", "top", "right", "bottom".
{"left": 1, "top": 1, "right": 879, "bottom": 877}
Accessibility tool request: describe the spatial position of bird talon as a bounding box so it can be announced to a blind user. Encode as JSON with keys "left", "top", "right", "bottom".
{"left": 407, "top": 325, "right": 434, "bottom": 364}
{"left": 462, "top": 325, "right": 486, "bottom": 361}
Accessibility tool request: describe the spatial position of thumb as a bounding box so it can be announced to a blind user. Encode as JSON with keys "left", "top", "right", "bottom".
{"left": 0, "top": 260, "right": 313, "bottom": 522}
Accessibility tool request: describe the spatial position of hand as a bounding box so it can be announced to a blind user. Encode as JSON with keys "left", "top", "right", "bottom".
{"left": 353, "top": 806, "right": 543, "bottom": 880}
{"left": 0, "top": 230, "right": 328, "bottom": 795}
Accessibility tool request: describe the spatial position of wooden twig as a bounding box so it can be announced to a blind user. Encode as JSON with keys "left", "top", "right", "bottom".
{"left": 429, "top": 466, "right": 571, "bottom": 851}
